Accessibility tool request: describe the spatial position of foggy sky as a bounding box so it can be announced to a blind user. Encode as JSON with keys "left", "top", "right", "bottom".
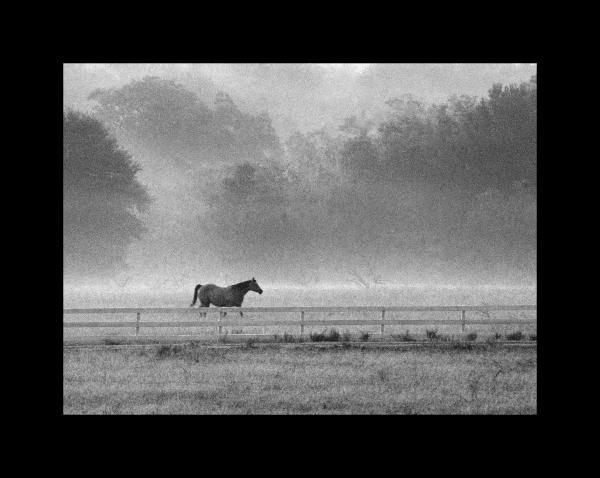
{"left": 64, "top": 63, "right": 536, "bottom": 139}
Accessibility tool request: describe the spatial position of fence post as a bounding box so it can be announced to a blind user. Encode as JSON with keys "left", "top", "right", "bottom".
{"left": 218, "top": 310, "right": 223, "bottom": 341}
{"left": 300, "top": 310, "right": 305, "bottom": 337}
{"left": 461, "top": 309, "right": 466, "bottom": 333}
{"left": 136, "top": 312, "right": 141, "bottom": 336}
{"left": 381, "top": 308, "right": 386, "bottom": 335}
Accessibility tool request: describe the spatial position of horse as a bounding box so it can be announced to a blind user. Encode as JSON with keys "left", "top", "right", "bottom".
{"left": 190, "top": 278, "right": 263, "bottom": 317}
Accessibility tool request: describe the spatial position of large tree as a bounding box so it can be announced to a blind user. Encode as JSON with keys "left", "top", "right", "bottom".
{"left": 63, "top": 109, "right": 151, "bottom": 277}
{"left": 89, "top": 77, "right": 282, "bottom": 170}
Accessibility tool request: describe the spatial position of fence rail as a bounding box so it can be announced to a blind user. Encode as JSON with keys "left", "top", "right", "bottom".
{"left": 64, "top": 305, "right": 536, "bottom": 314}
{"left": 64, "top": 305, "right": 536, "bottom": 339}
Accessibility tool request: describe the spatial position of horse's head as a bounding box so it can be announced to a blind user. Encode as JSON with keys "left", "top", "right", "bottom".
{"left": 249, "top": 277, "right": 263, "bottom": 295}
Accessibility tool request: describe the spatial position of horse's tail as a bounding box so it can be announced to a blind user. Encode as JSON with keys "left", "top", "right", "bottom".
{"left": 190, "top": 284, "right": 202, "bottom": 307}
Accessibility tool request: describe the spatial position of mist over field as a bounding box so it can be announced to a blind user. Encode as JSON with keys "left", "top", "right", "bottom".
{"left": 63, "top": 64, "right": 537, "bottom": 305}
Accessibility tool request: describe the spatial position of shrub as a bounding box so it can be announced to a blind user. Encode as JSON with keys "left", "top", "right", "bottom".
{"left": 396, "top": 330, "right": 416, "bottom": 342}
{"left": 310, "top": 329, "right": 341, "bottom": 342}
{"left": 309, "top": 332, "right": 325, "bottom": 342}
{"left": 103, "top": 338, "right": 121, "bottom": 346}
{"left": 405, "top": 330, "right": 417, "bottom": 342}
{"left": 466, "top": 332, "right": 478, "bottom": 342}
{"left": 529, "top": 333, "right": 537, "bottom": 341}
{"left": 426, "top": 329, "right": 439, "bottom": 340}
{"left": 283, "top": 332, "right": 296, "bottom": 343}
{"left": 506, "top": 331, "right": 524, "bottom": 341}
{"left": 155, "top": 344, "right": 183, "bottom": 358}
{"left": 359, "top": 331, "right": 370, "bottom": 342}
{"left": 326, "top": 329, "right": 341, "bottom": 342}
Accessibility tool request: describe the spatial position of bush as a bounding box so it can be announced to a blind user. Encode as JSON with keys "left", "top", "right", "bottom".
{"left": 155, "top": 344, "right": 183, "bottom": 358}
{"left": 310, "top": 329, "right": 341, "bottom": 342}
{"left": 309, "top": 332, "right": 324, "bottom": 342}
{"left": 283, "top": 332, "right": 296, "bottom": 343}
{"left": 103, "top": 338, "right": 122, "bottom": 346}
{"left": 359, "top": 331, "right": 370, "bottom": 342}
{"left": 506, "top": 331, "right": 524, "bottom": 341}
{"left": 529, "top": 333, "right": 537, "bottom": 341}
{"left": 327, "top": 329, "right": 341, "bottom": 342}
{"left": 426, "top": 329, "right": 439, "bottom": 340}
{"left": 395, "top": 330, "right": 416, "bottom": 342}
{"left": 465, "top": 332, "right": 478, "bottom": 342}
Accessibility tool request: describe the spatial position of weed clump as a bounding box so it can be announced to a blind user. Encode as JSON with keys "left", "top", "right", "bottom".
{"left": 310, "top": 329, "right": 341, "bottom": 342}
{"left": 327, "top": 329, "right": 341, "bottom": 342}
{"left": 426, "top": 329, "right": 439, "bottom": 340}
{"left": 283, "top": 332, "right": 296, "bottom": 343}
{"left": 403, "top": 330, "right": 417, "bottom": 342}
{"left": 465, "top": 332, "right": 478, "bottom": 342}
{"left": 393, "top": 330, "right": 416, "bottom": 342}
{"left": 485, "top": 335, "right": 498, "bottom": 345}
{"left": 359, "top": 331, "right": 370, "bottom": 342}
{"left": 103, "top": 338, "right": 121, "bottom": 346}
{"left": 155, "top": 344, "right": 183, "bottom": 359}
{"left": 449, "top": 342, "right": 475, "bottom": 351}
{"left": 506, "top": 331, "right": 524, "bottom": 341}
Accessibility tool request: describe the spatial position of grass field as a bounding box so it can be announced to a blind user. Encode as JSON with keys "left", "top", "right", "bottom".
{"left": 63, "top": 342, "right": 537, "bottom": 414}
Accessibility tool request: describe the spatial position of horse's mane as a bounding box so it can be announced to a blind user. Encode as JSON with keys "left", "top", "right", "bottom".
{"left": 231, "top": 280, "right": 252, "bottom": 290}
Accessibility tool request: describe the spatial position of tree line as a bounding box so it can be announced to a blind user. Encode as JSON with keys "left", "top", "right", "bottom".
{"left": 64, "top": 75, "right": 536, "bottom": 280}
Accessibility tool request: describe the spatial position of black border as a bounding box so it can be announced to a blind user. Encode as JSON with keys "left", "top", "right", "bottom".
{"left": 49, "top": 58, "right": 547, "bottom": 422}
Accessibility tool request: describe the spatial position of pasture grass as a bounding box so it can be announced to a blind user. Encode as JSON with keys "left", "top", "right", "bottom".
{"left": 64, "top": 343, "right": 536, "bottom": 415}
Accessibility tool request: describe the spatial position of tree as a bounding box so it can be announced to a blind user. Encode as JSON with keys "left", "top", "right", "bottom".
{"left": 63, "top": 109, "right": 152, "bottom": 277}
{"left": 89, "top": 76, "right": 216, "bottom": 168}
{"left": 89, "top": 77, "right": 283, "bottom": 170}
{"left": 339, "top": 133, "right": 381, "bottom": 180}
{"left": 450, "top": 77, "right": 537, "bottom": 190}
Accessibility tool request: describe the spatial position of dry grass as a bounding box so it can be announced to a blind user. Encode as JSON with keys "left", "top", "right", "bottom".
{"left": 63, "top": 344, "right": 536, "bottom": 414}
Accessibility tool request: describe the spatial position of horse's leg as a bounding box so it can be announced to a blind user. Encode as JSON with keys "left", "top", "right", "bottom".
{"left": 239, "top": 310, "right": 244, "bottom": 318}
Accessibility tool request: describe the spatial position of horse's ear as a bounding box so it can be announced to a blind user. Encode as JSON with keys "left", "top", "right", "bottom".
{"left": 252, "top": 277, "right": 255, "bottom": 281}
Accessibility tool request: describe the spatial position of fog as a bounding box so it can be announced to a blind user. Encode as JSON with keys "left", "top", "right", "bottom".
{"left": 63, "top": 64, "right": 537, "bottom": 301}
{"left": 64, "top": 63, "right": 536, "bottom": 139}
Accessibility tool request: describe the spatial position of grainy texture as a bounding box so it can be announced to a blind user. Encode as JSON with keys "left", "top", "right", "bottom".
{"left": 63, "top": 344, "right": 536, "bottom": 414}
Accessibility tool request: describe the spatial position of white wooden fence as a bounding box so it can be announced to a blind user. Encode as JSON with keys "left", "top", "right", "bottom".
{"left": 64, "top": 305, "right": 536, "bottom": 339}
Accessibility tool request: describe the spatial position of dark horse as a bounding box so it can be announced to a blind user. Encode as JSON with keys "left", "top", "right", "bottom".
{"left": 190, "top": 278, "right": 263, "bottom": 317}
